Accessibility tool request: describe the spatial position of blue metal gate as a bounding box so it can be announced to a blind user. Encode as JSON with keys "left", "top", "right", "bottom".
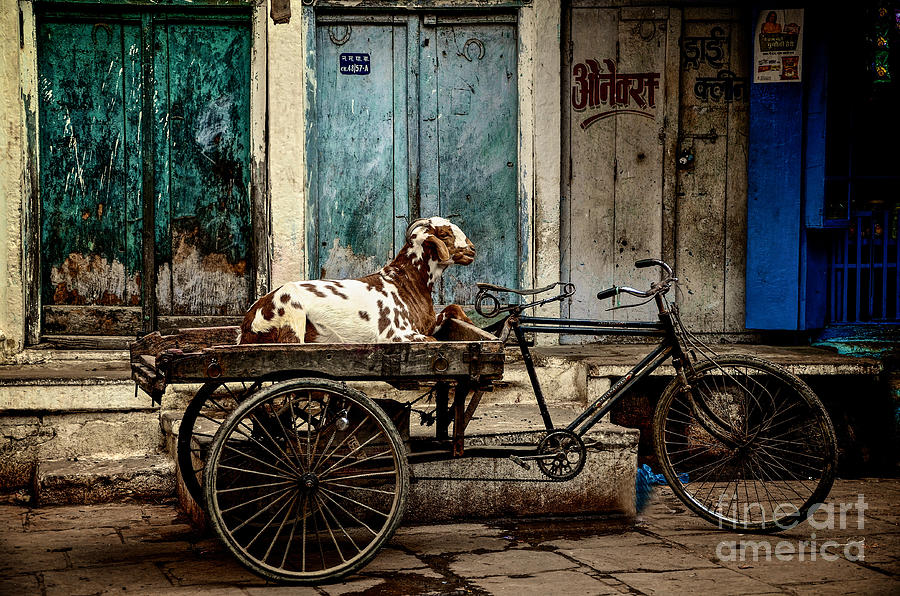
{"left": 829, "top": 209, "right": 899, "bottom": 323}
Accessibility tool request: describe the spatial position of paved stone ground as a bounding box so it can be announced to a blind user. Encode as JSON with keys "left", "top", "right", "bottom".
{"left": 1, "top": 478, "right": 898, "bottom": 595}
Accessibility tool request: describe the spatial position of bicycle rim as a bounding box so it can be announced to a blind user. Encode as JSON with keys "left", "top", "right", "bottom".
{"left": 655, "top": 356, "right": 837, "bottom": 532}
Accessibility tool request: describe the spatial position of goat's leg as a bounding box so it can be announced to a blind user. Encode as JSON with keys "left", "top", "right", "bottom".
{"left": 283, "top": 307, "right": 308, "bottom": 344}
{"left": 433, "top": 304, "right": 473, "bottom": 335}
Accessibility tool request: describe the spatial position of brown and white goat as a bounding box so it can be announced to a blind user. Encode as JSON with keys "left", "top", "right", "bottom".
{"left": 238, "top": 217, "right": 476, "bottom": 344}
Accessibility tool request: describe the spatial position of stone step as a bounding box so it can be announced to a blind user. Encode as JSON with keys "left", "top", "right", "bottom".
{"left": 162, "top": 403, "right": 640, "bottom": 526}
{"left": 35, "top": 454, "right": 175, "bottom": 506}
{"left": 1, "top": 410, "right": 168, "bottom": 493}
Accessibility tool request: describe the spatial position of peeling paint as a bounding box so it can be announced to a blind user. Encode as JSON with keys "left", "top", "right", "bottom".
{"left": 48, "top": 253, "right": 137, "bottom": 306}
{"left": 320, "top": 238, "right": 381, "bottom": 280}
{"left": 170, "top": 230, "right": 249, "bottom": 315}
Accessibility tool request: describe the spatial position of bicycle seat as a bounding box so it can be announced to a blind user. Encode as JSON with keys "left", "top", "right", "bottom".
{"left": 475, "top": 282, "right": 558, "bottom": 296}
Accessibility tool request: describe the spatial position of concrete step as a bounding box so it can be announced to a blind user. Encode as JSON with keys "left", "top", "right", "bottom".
{"left": 35, "top": 454, "right": 175, "bottom": 506}
{"left": 162, "top": 403, "right": 640, "bottom": 526}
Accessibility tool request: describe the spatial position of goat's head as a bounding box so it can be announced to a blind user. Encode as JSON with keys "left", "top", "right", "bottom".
{"left": 406, "top": 217, "right": 476, "bottom": 267}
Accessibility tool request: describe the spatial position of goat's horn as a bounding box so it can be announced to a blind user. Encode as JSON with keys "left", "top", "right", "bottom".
{"left": 405, "top": 218, "right": 431, "bottom": 240}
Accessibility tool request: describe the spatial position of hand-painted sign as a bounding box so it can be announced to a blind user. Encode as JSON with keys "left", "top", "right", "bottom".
{"left": 571, "top": 58, "right": 660, "bottom": 130}
{"left": 682, "top": 27, "right": 730, "bottom": 70}
{"left": 340, "top": 53, "right": 370, "bottom": 75}
{"left": 693, "top": 69, "right": 748, "bottom": 102}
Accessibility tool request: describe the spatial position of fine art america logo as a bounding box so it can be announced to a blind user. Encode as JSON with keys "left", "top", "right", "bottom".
{"left": 571, "top": 58, "right": 660, "bottom": 129}
{"left": 716, "top": 495, "right": 868, "bottom": 562}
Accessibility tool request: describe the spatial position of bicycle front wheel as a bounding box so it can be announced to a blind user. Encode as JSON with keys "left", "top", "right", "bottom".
{"left": 653, "top": 355, "right": 837, "bottom": 532}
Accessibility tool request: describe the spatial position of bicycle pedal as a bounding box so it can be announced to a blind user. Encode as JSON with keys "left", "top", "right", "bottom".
{"left": 509, "top": 455, "right": 531, "bottom": 470}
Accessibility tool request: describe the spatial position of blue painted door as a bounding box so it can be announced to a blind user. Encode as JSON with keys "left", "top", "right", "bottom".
{"left": 312, "top": 14, "right": 519, "bottom": 304}
{"left": 314, "top": 20, "right": 408, "bottom": 279}
{"left": 421, "top": 21, "right": 518, "bottom": 304}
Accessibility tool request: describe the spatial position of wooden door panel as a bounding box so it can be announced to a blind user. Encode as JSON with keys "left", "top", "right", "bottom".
{"left": 566, "top": 8, "right": 672, "bottom": 331}
{"left": 433, "top": 23, "right": 518, "bottom": 304}
{"left": 38, "top": 21, "right": 139, "bottom": 309}
{"left": 164, "top": 21, "right": 253, "bottom": 316}
{"left": 37, "top": 13, "right": 254, "bottom": 336}
{"left": 314, "top": 23, "right": 405, "bottom": 280}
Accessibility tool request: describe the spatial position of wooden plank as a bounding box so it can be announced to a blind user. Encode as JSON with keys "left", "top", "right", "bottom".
{"left": 676, "top": 18, "right": 731, "bottom": 332}
{"left": 123, "top": 24, "right": 143, "bottom": 308}
{"left": 566, "top": 7, "right": 617, "bottom": 333}
{"left": 303, "top": 5, "right": 318, "bottom": 281}
{"left": 161, "top": 340, "right": 504, "bottom": 383}
{"left": 40, "top": 335, "right": 133, "bottom": 350}
{"left": 129, "top": 325, "right": 241, "bottom": 360}
{"left": 149, "top": 15, "right": 167, "bottom": 320}
{"left": 406, "top": 17, "right": 421, "bottom": 223}
{"left": 418, "top": 18, "right": 440, "bottom": 218}
{"left": 393, "top": 23, "right": 410, "bottom": 253}
{"left": 250, "top": 1, "right": 269, "bottom": 300}
{"left": 158, "top": 315, "right": 242, "bottom": 331}
{"left": 436, "top": 22, "right": 518, "bottom": 304}
{"left": 314, "top": 21, "right": 397, "bottom": 279}
{"left": 613, "top": 12, "right": 667, "bottom": 323}
{"left": 724, "top": 12, "right": 750, "bottom": 332}
{"left": 436, "top": 318, "right": 498, "bottom": 342}
{"left": 166, "top": 20, "right": 253, "bottom": 316}
{"left": 142, "top": 13, "right": 158, "bottom": 329}
{"left": 660, "top": 8, "right": 681, "bottom": 276}
{"left": 42, "top": 305, "right": 142, "bottom": 336}
{"left": 20, "top": 2, "right": 41, "bottom": 345}
{"left": 37, "top": 0, "right": 253, "bottom": 6}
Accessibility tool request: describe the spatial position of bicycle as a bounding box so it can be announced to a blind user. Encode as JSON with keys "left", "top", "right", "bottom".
{"left": 474, "top": 258, "right": 838, "bottom": 533}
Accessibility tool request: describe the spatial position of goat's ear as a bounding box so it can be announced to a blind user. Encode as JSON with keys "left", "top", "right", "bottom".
{"left": 424, "top": 234, "right": 451, "bottom": 262}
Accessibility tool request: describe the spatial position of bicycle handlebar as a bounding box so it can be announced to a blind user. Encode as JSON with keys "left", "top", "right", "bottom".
{"left": 474, "top": 282, "right": 576, "bottom": 318}
{"left": 596, "top": 259, "right": 676, "bottom": 302}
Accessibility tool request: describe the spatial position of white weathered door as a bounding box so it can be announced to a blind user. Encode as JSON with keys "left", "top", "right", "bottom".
{"left": 563, "top": 6, "right": 679, "bottom": 332}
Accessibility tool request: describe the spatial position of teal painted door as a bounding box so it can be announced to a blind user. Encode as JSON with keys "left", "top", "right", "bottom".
{"left": 312, "top": 15, "right": 518, "bottom": 303}
{"left": 314, "top": 21, "right": 408, "bottom": 279}
{"left": 37, "top": 11, "right": 252, "bottom": 335}
{"left": 422, "top": 22, "right": 518, "bottom": 304}
{"left": 156, "top": 21, "right": 252, "bottom": 317}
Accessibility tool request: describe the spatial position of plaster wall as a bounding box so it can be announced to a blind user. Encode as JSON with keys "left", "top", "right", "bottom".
{"left": 0, "top": 2, "right": 26, "bottom": 357}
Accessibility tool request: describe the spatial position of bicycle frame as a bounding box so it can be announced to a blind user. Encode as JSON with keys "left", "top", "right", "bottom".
{"left": 507, "top": 293, "right": 693, "bottom": 438}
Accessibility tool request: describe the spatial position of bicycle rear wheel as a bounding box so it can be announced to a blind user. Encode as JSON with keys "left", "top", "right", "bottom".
{"left": 653, "top": 355, "right": 837, "bottom": 532}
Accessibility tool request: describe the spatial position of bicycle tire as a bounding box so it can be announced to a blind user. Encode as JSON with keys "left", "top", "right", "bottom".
{"left": 653, "top": 355, "right": 837, "bottom": 532}
{"left": 204, "top": 378, "right": 409, "bottom": 584}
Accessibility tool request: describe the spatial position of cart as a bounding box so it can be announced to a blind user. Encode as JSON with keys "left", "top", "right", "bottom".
{"left": 130, "top": 266, "right": 838, "bottom": 585}
{"left": 130, "top": 319, "right": 506, "bottom": 584}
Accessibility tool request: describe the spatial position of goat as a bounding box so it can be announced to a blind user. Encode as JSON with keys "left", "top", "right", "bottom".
{"left": 238, "top": 217, "right": 476, "bottom": 344}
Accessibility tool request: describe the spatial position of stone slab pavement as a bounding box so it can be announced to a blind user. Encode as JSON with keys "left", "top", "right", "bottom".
{"left": 1, "top": 478, "right": 898, "bottom": 595}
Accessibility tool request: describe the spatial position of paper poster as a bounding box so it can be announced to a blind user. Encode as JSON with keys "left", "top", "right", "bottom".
{"left": 754, "top": 9, "right": 804, "bottom": 83}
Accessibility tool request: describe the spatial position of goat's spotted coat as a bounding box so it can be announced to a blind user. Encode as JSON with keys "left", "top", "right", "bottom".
{"left": 238, "top": 217, "right": 475, "bottom": 344}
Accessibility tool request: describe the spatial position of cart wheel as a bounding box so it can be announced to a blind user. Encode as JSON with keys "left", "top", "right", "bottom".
{"left": 204, "top": 379, "right": 409, "bottom": 584}
{"left": 653, "top": 356, "right": 837, "bottom": 532}
{"left": 178, "top": 380, "right": 275, "bottom": 506}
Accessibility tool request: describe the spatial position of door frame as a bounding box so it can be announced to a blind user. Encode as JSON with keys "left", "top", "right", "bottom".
{"left": 301, "top": 5, "right": 532, "bottom": 299}
{"left": 20, "top": 0, "right": 268, "bottom": 342}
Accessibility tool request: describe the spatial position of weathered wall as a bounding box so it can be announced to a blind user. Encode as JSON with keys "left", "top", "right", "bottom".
{"left": 270, "top": 1, "right": 561, "bottom": 301}
{"left": 528, "top": 0, "right": 563, "bottom": 333}
{"left": 268, "top": 3, "right": 307, "bottom": 286}
{"left": 0, "top": 2, "right": 25, "bottom": 357}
